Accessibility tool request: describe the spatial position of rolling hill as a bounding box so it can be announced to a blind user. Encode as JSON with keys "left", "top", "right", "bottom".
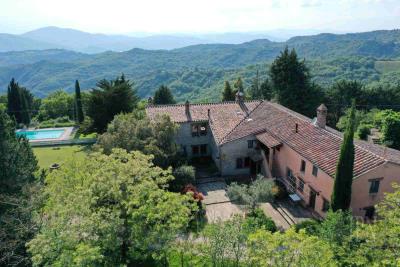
{"left": 0, "top": 30, "right": 399, "bottom": 101}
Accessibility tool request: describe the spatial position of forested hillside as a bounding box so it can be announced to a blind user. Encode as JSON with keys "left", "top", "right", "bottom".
{"left": 0, "top": 30, "right": 399, "bottom": 101}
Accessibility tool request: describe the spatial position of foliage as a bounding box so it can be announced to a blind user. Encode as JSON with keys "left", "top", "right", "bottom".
{"left": 222, "top": 81, "right": 235, "bottom": 101}
{"left": 170, "top": 165, "right": 196, "bottom": 192}
{"left": 293, "top": 219, "right": 320, "bottom": 235}
{"left": 233, "top": 77, "right": 244, "bottom": 93}
{"left": 153, "top": 85, "right": 176, "bottom": 105}
{"left": 227, "top": 177, "right": 275, "bottom": 212}
{"left": 247, "top": 228, "right": 337, "bottom": 267}
{"left": 357, "top": 124, "right": 371, "bottom": 140}
{"left": 86, "top": 74, "right": 139, "bottom": 132}
{"left": 37, "top": 89, "right": 74, "bottom": 121}
{"left": 317, "top": 210, "right": 356, "bottom": 246}
{"left": 74, "top": 80, "right": 84, "bottom": 123}
{"left": 0, "top": 109, "right": 39, "bottom": 266}
{"left": 331, "top": 101, "right": 355, "bottom": 211}
{"left": 381, "top": 110, "right": 400, "bottom": 149}
{"left": 244, "top": 208, "right": 277, "bottom": 233}
{"left": 27, "top": 149, "right": 197, "bottom": 266}
{"left": 7, "top": 78, "right": 33, "bottom": 125}
{"left": 97, "top": 111, "right": 181, "bottom": 168}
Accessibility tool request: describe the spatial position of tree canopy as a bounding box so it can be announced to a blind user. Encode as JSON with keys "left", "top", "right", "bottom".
{"left": 153, "top": 85, "right": 176, "bottom": 105}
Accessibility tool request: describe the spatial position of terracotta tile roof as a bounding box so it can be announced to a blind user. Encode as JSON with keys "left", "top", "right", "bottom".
{"left": 146, "top": 100, "right": 400, "bottom": 178}
{"left": 223, "top": 101, "right": 392, "bottom": 178}
{"left": 256, "top": 132, "right": 282, "bottom": 148}
{"left": 146, "top": 101, "right": 262, "bottom": 143}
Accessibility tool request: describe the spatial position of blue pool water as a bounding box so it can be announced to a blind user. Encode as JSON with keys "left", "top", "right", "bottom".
{"left": 16, "top": 129, "right": 65, "bottom": 140}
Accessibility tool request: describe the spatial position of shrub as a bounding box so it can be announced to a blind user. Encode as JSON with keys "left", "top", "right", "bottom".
{"left": 171, "top": 165, "right": 196, "bottom": 192}
{"left": 357, "top": 124, "right": 371, "bottom": 140}
{"left": 293, "top": 219, "right": 320, "bottom": 235}
{"left": 245, "top": 208, "right": 277, "bottom": 233}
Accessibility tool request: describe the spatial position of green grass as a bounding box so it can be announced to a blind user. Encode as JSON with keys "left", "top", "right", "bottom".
{"left": 33, "top": 145, "right": 91, "bottom": 169}
{"left": 375, "top": 60, "right": 400, "bottom": 73}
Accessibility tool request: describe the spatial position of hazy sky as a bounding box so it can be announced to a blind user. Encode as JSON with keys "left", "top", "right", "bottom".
{"left": 1, "top": 0, "right": 399, "bottom": 34}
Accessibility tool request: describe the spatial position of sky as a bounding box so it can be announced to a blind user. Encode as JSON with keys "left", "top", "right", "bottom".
{"left": 0, "top": 0, "right": 399, "bottom": 35}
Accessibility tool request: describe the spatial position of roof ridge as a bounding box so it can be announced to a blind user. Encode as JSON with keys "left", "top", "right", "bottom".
{"left": 220, "top": 100, "right": 265, "bottom": 144}
{"left": 146, "top": 100, "right": 262, "bottom": 109}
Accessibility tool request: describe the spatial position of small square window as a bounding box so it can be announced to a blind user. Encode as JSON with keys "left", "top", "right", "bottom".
{"left": 312, "top": 165, "right": 318, "bottom": 176}
{"left": 300, "top": 160, "right": 306, "bottom": 172}
{"left": 244, "top": 157, "right": 251, "bottom": 168}
{"left": 369, "top": 180, "right": 380, "bottom": 194}
{"left": 322, "top": 198, "right": 330, "bottom": 212}
{"left": 192, "top": 145, "right": 199, "bottom": 155}
{"left": 200, "top": 144, "right": 207, "bottom": 155}
{"left": 236, "top": 158, "right": 243, "bottom": 169}
{"left": 297, "top": 178, "right": 305, "bottom": 192}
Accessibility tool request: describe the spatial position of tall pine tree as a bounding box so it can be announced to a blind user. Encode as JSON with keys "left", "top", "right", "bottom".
{"left": 331, "top": 101, "right": 356, "bottom": 211}
{"left": 153, "top": 85, "right": 175, "bottom": 105}
{"left": 7, "top": 78, "right": 32, "bottom": 125}
{"left": 222, "top": 81, "right": 235, "bottom": 101}
{"left": 75, "top": 80, "right": 84, "bottom": 123}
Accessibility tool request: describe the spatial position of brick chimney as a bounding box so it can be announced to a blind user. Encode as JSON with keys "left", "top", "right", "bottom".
{"left": 316, "top": 104, "right": 328, "bottom": 129}
{"left": 185, "top": 100, "right": 190, "bottom": 114}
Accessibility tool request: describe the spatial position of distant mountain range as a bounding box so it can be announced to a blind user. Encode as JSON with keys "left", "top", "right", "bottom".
{"left": 0, "top": 26, "right": 290, "bottom": 53}
{"left": 0, "top": 29, "right": 399, "bottom": 101}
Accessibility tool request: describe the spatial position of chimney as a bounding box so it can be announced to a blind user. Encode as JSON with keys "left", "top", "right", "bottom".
{"left": 235, "top": 91, "right": 244, "bottom": 103}
{"left": 185, "top": 100, "right": 190, "bottom": 115}
{"left": 316, "top": 104, "right": 328, "bottom": 129}
{"left": 295, "top": 123, "right": 299, "bottom": 133}
{"left": 207, "top": 109, "right": 210, "bottom": 118}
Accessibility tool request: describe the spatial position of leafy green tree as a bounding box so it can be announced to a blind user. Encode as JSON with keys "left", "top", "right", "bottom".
{"left": 222, "top": 81, "right": 235, "bottom": 101}
{"left": 96, "top": 112, "right": 181, "bottom": 168}
{"left": 326, "top": 80, "right": 365, "bottom": 126}
{"left": 227, "top": 176, "right": 275, "bottom": 212}
{"left": 170, "top": 165, "right": 195, "bottom": 192}
{"left": 270, "top": 47, "right": 317, "bottom": 116}
{"left": 350, "top": 184, "right": 400, "bottom": 266}
{"left": 28, "top": 149, "right": 197, "bottom": 266}
{"left": 244, "top": 208, "right": 277, "bottom": 233}
{"left": 234, "top": 77, "right": 244, "bottom": 94}
{"left": 153, "top": 85, "right": 176, "bottom": 105}
{"left": 318, "top": 210, "right": 355, "bottom": 246}
{"left": 7, "top": 78, "right": 33, "bottom": 125}
{"left": 381, "top": 110, "right": 400, "bottom": 149}
{"left": 247, "top": 228, "right": 336, "bottom": 267}
{"left": 74, "top": 80, "right": 84, "bottom": 123}
{"left": 87, "top": 74, "right": 139, "bottom": 132}
{"left": 0, "top": 110, "right": 39, "bottom": 266}
{"left": 38, "top": 89, "right": 74, "bottom": 121}
{"left": 331, "top": 101, "right": 356, "bottom": 211}
{"left": 249, "top": 70, "right": 262, "bottom": 100}
{"left": 260, "top": 78, "right": 273, "bottom": 100}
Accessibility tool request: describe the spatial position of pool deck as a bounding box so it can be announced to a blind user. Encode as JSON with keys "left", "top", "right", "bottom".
{"left": 17, "top": 127, "right": 75, "bottom": 142}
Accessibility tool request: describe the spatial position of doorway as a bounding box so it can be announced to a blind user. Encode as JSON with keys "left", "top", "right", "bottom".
{"left": 309, "top": 188, "right": 317, "bottom": 210}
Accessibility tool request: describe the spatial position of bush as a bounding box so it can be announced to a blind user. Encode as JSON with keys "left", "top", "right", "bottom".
{"left": 357, "top": 124, "right": 371, "bottom": 140}
{"left": 245, "top": 208, "right": 277, "bottom": 233}
{"left": 293, "top": 219, "right": 320, "bottom": 235}
{"left": 170, "top": 165, "right": 196, "bottom": 192}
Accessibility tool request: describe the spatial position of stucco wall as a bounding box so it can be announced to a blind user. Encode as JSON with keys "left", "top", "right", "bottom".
{"left": 175, "top": 122, "right": 213, "bottom": 158}
{"left": 219, "top": 135, "right": 259, "bottom": 176}
{"left": 272, "top": 143, "right": 334, "bottom": 217}
{"left": 351, "top": 162, "right": 400, "bottom": 218}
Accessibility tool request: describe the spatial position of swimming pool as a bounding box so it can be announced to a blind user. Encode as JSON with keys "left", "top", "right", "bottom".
{"left": 16, "top": 129, "right": 65, "bottom": 140}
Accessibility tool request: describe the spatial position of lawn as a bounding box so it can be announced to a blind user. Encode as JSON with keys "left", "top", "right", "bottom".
{"left": 33, "top": 145, "right": 91, "bottom": 169}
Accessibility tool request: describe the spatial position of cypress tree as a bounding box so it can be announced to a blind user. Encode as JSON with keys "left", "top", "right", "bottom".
{"left": 7, "top": 78, "right": 31, "bottom": 125}
{"left": 331, "top": 101, "right": 356, "bottom": 211}
{"left": 153, "top": 85, "right": 175, "bottom": 105}
{"left": 222, "top": 81, "right": 235, "bottom": 101}
{"left": 75, "top": 80, "right": 84, "bottom": 123}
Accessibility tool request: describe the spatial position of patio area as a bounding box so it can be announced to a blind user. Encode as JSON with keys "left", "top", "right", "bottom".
{"left": 197, "top": 179, "right": 316, "bottom": 229}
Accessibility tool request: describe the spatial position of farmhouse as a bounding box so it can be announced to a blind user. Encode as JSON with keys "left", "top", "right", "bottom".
{"left": 146, "top": 93, "right": 400, "bottom": 219}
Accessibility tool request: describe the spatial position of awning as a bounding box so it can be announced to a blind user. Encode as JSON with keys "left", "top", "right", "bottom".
{"left": 256, "top": 132, "right": 282, "bottom": 148}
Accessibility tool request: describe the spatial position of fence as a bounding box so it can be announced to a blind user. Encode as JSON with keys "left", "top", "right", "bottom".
{"left": 30, "top": 138, "right": 97, "bottom": 147}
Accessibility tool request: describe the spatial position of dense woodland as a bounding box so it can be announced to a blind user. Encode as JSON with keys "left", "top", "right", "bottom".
{"left": 1, "top": 32, "right": 400, "bottom": 266}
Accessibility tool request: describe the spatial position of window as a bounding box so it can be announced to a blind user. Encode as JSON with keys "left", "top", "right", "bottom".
{"left": 300, "top": 160, "right": 306, "bottom": 172}
{"left": 286, "top": 168, "right": 293, "bottom": 178}
{"left": 200, "top": 123, "right": 207, "bottom": 136}
{"left": 200, "top": 144, "right": 207, "bottom": 155}
{"left": 236, "top": 158, "right": 243, "bottom": 169}
{"left": 297, "top": 178, "right": 305, "bottom": 192}
{"left": 244, "top": 157, "right": 251, "bottom": 167}
{"left": 192, "top": 145, "right": 199, "bottom": 155}
{"left": 248, "top": 140, "right": 256, "bottom": 148}
{"left": 191, "top": 124, "right": 199, "bottom": 137}
{"left": 369, "top": 179, "right": 380, "bottom": 194}
{"left": 312, "top": 165, "right": 318, "bottom": 176}
{"left": 322, "top": 198, "right": 330, "bottom": 212}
